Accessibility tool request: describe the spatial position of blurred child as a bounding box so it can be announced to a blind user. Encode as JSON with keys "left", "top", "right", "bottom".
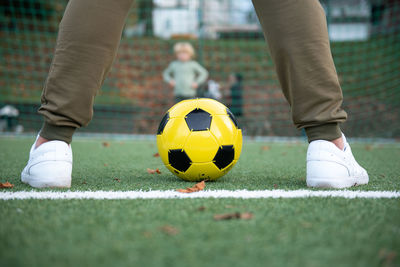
{"left": 163, "top": 42, "right": 208, "bottom": 102}
{"left": 228, "top": 73, "right": 243, "bottom": 117}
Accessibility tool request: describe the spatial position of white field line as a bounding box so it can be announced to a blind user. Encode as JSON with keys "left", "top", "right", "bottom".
{"left": 0, "top": 190, "right": 399, "bottom": 200}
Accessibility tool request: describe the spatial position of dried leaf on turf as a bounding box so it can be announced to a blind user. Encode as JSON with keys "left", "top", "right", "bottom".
{"left": 239, "top": 212, "right": 254, "bottom": 219}
{"left": 301, "top": 221, "right": 313, "bottom": 228}
{"left": 177, "top": 180, "right": 206, "bottom": 193}
{"left": 102, "top": 142, "right": 110, "bottom": 147}
{"left": 147, "top": 168, "right": 161, "bottom": 174}
{"left": 197, "top": 206, "right": 206, "bottom": 211}
{"left": 273, "top": 184, "right": 278, "bottom": 189}
{"left": 142, "top": 231, "right": 152, "bottom": 238}
{"left": 153, "top": 152, "right": 160, "bottom": 157}
{"left": 160, "top": 225, "right": 179, "bottom": 235}
{"left": 213, "top": 212, "right": 253, "bottom": 221}
{"left": 261, "top": 145, "right": 270, "bottom": 151}
{"left": 364, "top": 145, "right": 373, "bottom": 151}
{"left": 379, "top": 249, "right": 397, "bottom": 265}
{"left": 0, "top": 181, "right": 14, "bottom": 188}
{"left": 113, "top": 178, "right": 121, "bottom": 182}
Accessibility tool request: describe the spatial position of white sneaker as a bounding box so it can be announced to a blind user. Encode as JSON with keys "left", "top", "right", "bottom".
{"left": 21, "top": 137, "right": 73, "bottom": 188}
{"left": 306, "top": 134, "right": 368, "bottom": 188}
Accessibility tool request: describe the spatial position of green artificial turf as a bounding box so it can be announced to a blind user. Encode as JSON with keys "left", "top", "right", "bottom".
{"left": 1, "top": 199, "right": 400, "bottom": 267}
{"left": 0, "top": 136, "right": 400, "bottom": 267}
{"left": 0, "top": 136, "right": 399, "bottom": 191}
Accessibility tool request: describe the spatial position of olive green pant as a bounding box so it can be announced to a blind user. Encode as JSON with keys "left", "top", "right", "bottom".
{"left": 39, "top": 0, "right": 347, "bottom": 143}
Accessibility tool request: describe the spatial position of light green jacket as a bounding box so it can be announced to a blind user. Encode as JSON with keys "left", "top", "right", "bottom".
{"left": 163, "top": 60, "right": 209, "bottom": 97}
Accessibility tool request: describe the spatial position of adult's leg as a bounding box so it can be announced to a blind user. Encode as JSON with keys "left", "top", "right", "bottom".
{"left": 251, "top": 0, "right": 368, "bottom": 188}
{"left": 21, "top": 0, "right": 134, "bottom": 188}
{"left": 251, "top": 0, "right": 347, "bottom": 142}
{"left": 38, "top": 0, "right": 134, "bottom": 143}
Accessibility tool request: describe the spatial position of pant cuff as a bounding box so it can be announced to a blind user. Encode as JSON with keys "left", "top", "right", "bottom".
{"left": 305, "top": 123, "right": 342, "bottom": 143}
{"left": 40, "top": 122, "right": 76, "bottom": 144}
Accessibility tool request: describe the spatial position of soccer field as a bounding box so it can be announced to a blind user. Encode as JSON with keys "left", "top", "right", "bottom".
{"left": 1, "top": 136, "right": 399, "bottom": 267}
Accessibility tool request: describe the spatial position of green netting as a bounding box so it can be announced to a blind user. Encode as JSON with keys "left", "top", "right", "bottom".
{"left": 1, "top": 0, "right": 399, "bottom": 137}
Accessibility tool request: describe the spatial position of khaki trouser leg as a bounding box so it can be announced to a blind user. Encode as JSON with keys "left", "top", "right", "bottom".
{"left": 38, "top": 0, "right": 133, "bottom": 143}
{"left": 252, "top": 0, "right": 347, "bottom": 142}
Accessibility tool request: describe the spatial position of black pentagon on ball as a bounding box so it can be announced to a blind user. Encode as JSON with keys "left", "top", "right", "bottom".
{"left": 168, "top": 149, "right": 192, "bottom": 172}
{"left": 157, "top": 112, "right": 169, "bottom": 135}
{"left": 185, "top": 108, "right": 212, "bottom": 131}
{"left": 227, "top": 108, "right": 239, "bottom": 128}
{"left": 213, "top": 145, "right": 235, "bottom": 170}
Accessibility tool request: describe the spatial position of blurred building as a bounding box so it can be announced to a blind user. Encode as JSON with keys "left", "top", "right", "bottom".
{"left": 151, "top": 0, "right": 258, "bottom": 39}
{"left": 321, "top": 0, "right": 371, "bottom": 41}
{"left": 150, "top": 0, "right": 374, "bottom": 41}
{"left": 138, "top": 0, "right": 398, "bottom": 41}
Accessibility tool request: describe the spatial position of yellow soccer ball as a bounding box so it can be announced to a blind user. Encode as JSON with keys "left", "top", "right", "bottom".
{"left": 157, "top": 98, "right": 242, "bottom": 181}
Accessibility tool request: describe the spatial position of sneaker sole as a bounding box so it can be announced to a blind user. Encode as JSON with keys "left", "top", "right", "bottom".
{"left": 21, "top": 175, "right": 71, "bottom": 188}
{"left": 21, "top": 172, "right": 71, "bottom": 188}
{"left": 306, "top": 177, "right": 357, "bottom": 189}
{"left": 356, "top": 176, "right": 369, "bottom": 186}
{"left": 21, "top": 161, "right": 72, "bottom": 188}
